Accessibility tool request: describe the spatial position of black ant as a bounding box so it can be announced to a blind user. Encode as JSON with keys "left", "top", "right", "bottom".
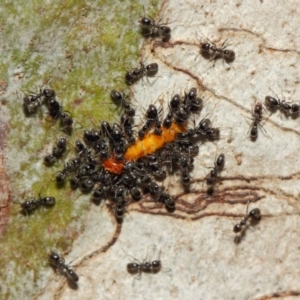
{"left": 100, "top": 121, "right": 113, "bottom": 139}
{"left": 110, "top": 123, "right": 127, "bottom": 161}
{"left": 47, "top": 97, "right": 73, "bottom": 130}
{"left": 174, "top": 107, "right": 190, "bottom": 125}
{"left": 113, "top": 198, "right": 127, "bottom": 220}
{"left": 91, "top": 185, "right": 104, "bottom": 204}
{"left": 147, "top": 104, "right": 162, "bottom": 135}
{"left": 172, "top": 90, "right": 203, "bottom": 125}
{"left": 143, "top": 154, "right": 166, "bottom": 179}
{"left": 74, "top": 139, "right": 95, "bottom": 163}
{"left": 246, "top": 101, "right": 269, "bottom": 140}
{"left": 159, "top": 191, "right": 175, "bottom": 210}
{"left": 178, "top": 155, "right": 194, "bottom": 186}
{"left": 82, "top": 129, "right": 110, "bottom": 160}
{"left": 125, "top": 62, "right": 158, "bottom": 85}
{"left": 181, "top": 169, "right": 191, "bottom": 186}
{"left": 120, "top": 114, "right": 136, "bottom": 145}
{"left": 22, "top": 88, "right": 56, "bottom": 114}
{"left": 161, "top": 143, "right": 180, "bottom": 170}
{"left": 148, "top": 181, "right": 174, "bottom": 210}
{"left": 163, "top": 94, "right": 182, "bottom": 128}
{"left": 111, "top": 123, "right": 125, "bottom": 143}
{"left": 183, "top": 88, "right": 203, "bottom": 114}
{"left": 130, "top": 186, "right": 142, "bottom": 201}
{"left": 99, "top": 170, "right": 113, "bottom": 187}
{"left": 139, "top": 171, "right": 152, "bottom": 185}
{"left": 83, "top": 129, "right": 102, "bottom": 145}
{"left": 111, "top": 90, "right": 135, "bottom": 117}
{"left": 55, "top": 156, "right": 83, "bottom": 185}
{"left": 138, "top": 104, "right": 162, "bottom": 139}
{"left": 163, "top": 111, "right": 173, "bottom": 128}
{"left": 127, "top": 258, "right": 162, "bottom": 276}
{"left": 77, "top": 162, "right": 97, "bottom": 178}
{"left": 139, "top": 8, "right": 171, "bottom": 40}
{"left": 233, "top": 203, "right": 261, "bottom": 243}
{"left": 169, "top": 93, "right": 181, "bottom": 111}
{"left": 119, "top": 172, "right": 141, "bottom": 201}
{"left": 138, "top": 120, "right": 152, "bottom": 139}
{"left": 66, "top": 157, "right": 81, "bottom": 172}
{"left": 126, "top": 248, "right": 164, "bottom": 277}
{"left": 44, "top": 137, "right": 67, "bottom": 165}
{"left": 70, "top": 175, "right": 81, "bottom": 189}
{"left": 49, "top": 251, "right": 79, "bottom": 283}
{"left": 148, "top": 181, "right": 164, "bottom": 197}
{"left": 205, "top": 154, "right": 225, "bottom": 193}
{"left": 23, "top": 89, "right": 73, "bottom": 129}
{"left": 192, "top": 116, "right": 220, "bottom": 140}
{"left": 265, "top": 91, "right": 299, "bottom": 116}
{"left": 80, "top": 178, "right": 95, "bottom": 193}
{"left": 16, "top": 195, "right": 55, "bottom": 215}
{"left": 196, "top": 34, "right": 235, "bottom": 67}
{"left": 55, "top": 169, "right": 69, "bottom": 185}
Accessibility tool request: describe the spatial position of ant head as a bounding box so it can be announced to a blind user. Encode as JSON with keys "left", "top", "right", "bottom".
{"left": 223, "top": 49, "right": 235, "bottom": 62}
{"left": 140, "top": 6, "right": 155, "bottom": 26}
{"left": 201, "top": 42, "right": 211, "bottom": 53}
{"left": 139, "top": 15, "right": 154, "bottom": 27}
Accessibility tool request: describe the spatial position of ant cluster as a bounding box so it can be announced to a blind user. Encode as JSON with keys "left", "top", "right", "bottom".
{"left": 40, "top": 85, "right": 218, "bottom": 220}
{"left": 23, "top": 88, "right": 73, "bottom": 131}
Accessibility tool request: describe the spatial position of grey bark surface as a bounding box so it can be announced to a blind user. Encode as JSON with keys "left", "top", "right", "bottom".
{"left": 15, "top": 1, "right": 300, "bottom": 299}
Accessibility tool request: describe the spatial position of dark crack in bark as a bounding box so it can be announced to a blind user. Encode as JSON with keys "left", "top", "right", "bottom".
{"left": 0, "top": 152, "right": 11, "bottom": 237}
{"left": 253, "top": 290, "right": 300, "bottom": 300}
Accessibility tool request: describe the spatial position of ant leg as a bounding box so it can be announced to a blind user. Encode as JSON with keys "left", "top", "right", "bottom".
{"left": 242, "top": 115, "right": 253, "bottom": 140}
{"left": 258, "top": 123, "right": 272, "bottom": 139}
{"left": 220, "top": 38, "right": 230, "bottom": 50}
{"left": 194, "top": 52, "right": 202, "bottom": 62}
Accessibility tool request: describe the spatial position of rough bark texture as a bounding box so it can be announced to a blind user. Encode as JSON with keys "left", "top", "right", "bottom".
{"left": 1, "top": 1, "right": 300, "bottom": 300}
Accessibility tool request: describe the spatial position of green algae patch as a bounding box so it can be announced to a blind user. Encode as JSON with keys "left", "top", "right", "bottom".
{"left": 0, "top": 0, "right": 160, "bottom": 298}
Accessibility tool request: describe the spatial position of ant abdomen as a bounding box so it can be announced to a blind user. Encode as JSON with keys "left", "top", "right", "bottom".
{"left": 249, "top": 208, "right": 261, "bottom": 220}
{"left": 146, "top": 63, "right": 158, "bottom": 76}
{"left": 223, "top": 49, "right": 235, "bottom": 62}
{"left": 151, "top": 260, "right": 161, "bottom": 273}
{"left": 127, "top": 262, "right": 140, "bottom": 274}
{"left": 233, "top": 204, "right": 261, "bottom": 242}
{"left": 265, "top": 96, "right": 278, "bottom": 109}
{"left": 43, "top": 197, "right": 55, "bottom": 206}
{"left": 66, "top": 267, "right": 79, "bottom": 282}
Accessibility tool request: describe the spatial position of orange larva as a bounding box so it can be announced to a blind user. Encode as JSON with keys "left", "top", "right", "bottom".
{"left": 102, "top": 122, "right": 186, "bottom": 174}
